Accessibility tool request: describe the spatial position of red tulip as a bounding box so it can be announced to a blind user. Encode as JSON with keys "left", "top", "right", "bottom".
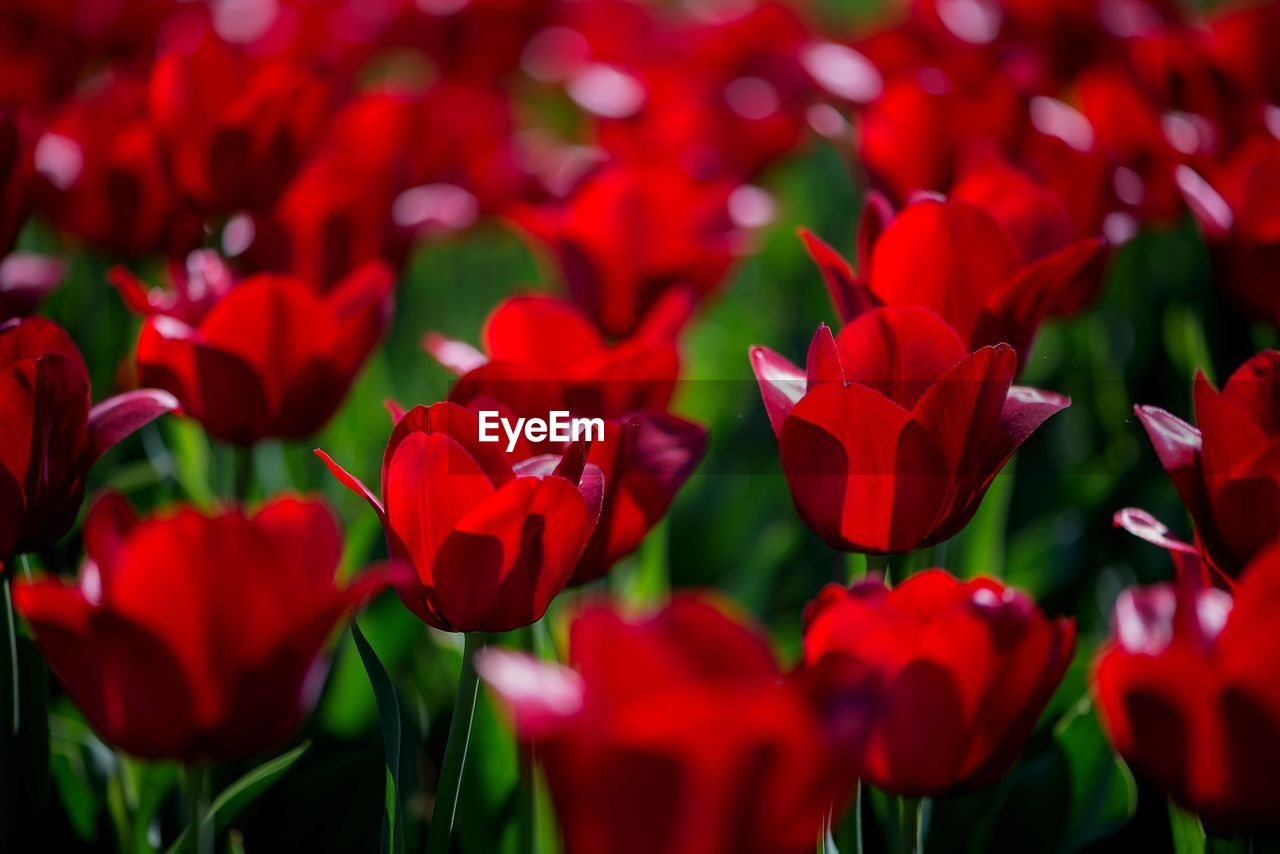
{"left": 0, "top": 318, "right": 176, "bottom": 559}
{"left": 241, "top": 83, "right": 524, "bottom": 289}
{"left": 1177, "top": 135, "right": 1280, "bottom": 327}
{"left": 592, "top": 2, "right": 820, "bottom": 181}
{"left": 426, "top": 294, "right": 707, "bottom": 581}
{"left": 29, "top": 74, "right": 188, "bottom": 255}
{"left": 803, "top": 570, "right": 1075, "bottom": 795}
{"left": 802, "top": 195, "right": 1104, "bottom": 359}
{"left": 510, "top": 162, "right": 745, "bottom": 338}
{"left": 1094, "top": 543, "right": 1280, "bottom": 830}
{"left": 430, "top": 291, "right": 711, "bottom": 581}
{"left": 1133, "top": 350, "right": 1280, "bottom": 578}
{"left": 14, "top": 493, "right": 387, "bottom": 761}
{"left": 148, "top": 31, "right": 331, "bottom": 215}
{"left": 478, "top": 595, "right": 865, "bottom": 854}
{"left": 114, "top": 259, "right": 393, "bottom": 445}
{"left": 751, "top": 306, "right": 1068, "bottom": 554}
{"left": 317, "top": 402, "right": 604, "bottom": 632}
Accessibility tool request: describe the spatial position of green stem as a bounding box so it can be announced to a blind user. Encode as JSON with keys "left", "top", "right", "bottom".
{"left": 515, "top": 628, "right": 536, "bottom": 854}
{"left": 2, "top": 564, "right": 18, "bottom": 737}
{"left": 105, "top": 757, "right": 134, "bottom": 854}
{"left": 865, "top": 553, "right": 892, "bottom": 581}
{"left": 184, "top": 764, "right": 212, "bottom": 854}
{"left": 427, "top": 632, "right": 485, "bottom": 854}
{"left": 845, "top": 554, "right": 867, "bottom": 583}
{"left": 900, "top": 796, "right": 926, "bottom": 854}
{"left": 836, "top": 782, "right": 863, "bottom": 854}
{"left": 232, "top": 445, "right": 253, "bottom": 504}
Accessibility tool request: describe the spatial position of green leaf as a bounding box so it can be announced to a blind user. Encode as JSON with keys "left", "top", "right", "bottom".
{"left": 1169, "top": 801, "right": 1206, "bottom": 854}
{"left": 1057, "top": 698, "right": 1137, "bottom": 850}
{"left": 166, "top": 742, "right": 308, "bottom": 854}
{"left": 352, "top": 621, "right": 405, "bottom": 854}
{"left": 166, "top": 420, "right": 215, "bottom": 509}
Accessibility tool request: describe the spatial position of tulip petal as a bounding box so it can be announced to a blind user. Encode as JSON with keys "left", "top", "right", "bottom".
{"left": 749, "top": 345, "right": 806, "bottom": 439}
{"left": 314, "top": 450, "right": 387, "bottom": 522}
{"left": 83, "top": 389, "right": 178, "bottom": 467}
{"left": 483, "top": 294, "right": 606, "bottom": 371}
{"left": 423, "top": 331, "right": 488, "bottom": 375}
{"left": 835, "top": 306, "right": 968, "bottom": 409}
{"left": 799, "top": 229, "right": 878, "bottom": 324}
{"left": 476, "top": 647, "right": 584, "bottom": 738}
{"left": 805, "top": 323, "right": 844, "bottom": 391}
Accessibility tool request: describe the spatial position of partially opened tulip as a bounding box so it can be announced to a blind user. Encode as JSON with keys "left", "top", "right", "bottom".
{"left": 478, "top": 596, "right": 867, "bottom": 854}
{"left": 426, "top": 294, "right": 707, "bottom": 582}
{"left": 1094, "top": 543, "right": 1280, "bottom": 830}
{"left": 14, "top": 493, "right": 387, "bottom": 760}
{"left": 113, "top": 258, "right": 393, "bottom": 444}
{"left": 1133, "top": 350, "right": 1280, "bottom": 578}
{"left": 317, "top": 402, "right": 604, "bottom": 632}
{"left": 801, "top": 194, "right": 1104, "bottom": 360}
{"left": 510, "top": 162, "right": 745, "bottom": 338}
{"left": 751, "top": 306, "right": 1068, "bottom": 554}
{"left": 0, "top": 317, "right": 176, "bottom": 560}
{"left": 803, "top": 570, "right": 1075, "bottom": 795}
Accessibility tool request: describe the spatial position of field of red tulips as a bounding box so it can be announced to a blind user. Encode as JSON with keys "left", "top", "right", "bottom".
{"left": 2, "top": 0, "right": 1279, "bottom": 852}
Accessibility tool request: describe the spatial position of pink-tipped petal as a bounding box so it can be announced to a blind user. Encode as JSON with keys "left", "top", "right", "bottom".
{"left": 84, "top": 389, "right": 179, "bottom": 466}
{"left": 750, "top": 345, "right": 806, "bottom": 439}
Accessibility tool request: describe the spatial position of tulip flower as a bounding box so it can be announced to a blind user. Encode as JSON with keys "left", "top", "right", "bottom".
{"left": 0, "top": 317, "right": 176, "bottom": 560}
{"left": 1133, "top": 350, "right": 1280, "bottom": 579}
{"left": 510, "top": 162, "right": 745, "bottom": 338}
{"left": 478, "top": 595, "right": 866, "bottom": 854}
{"left": 148, "top": 32, "right": 331, "bottom": 215}
{"left": 317, "top": 402, "right": 604, "bottom": 632}
{"left": 1094, "top": 543, "right": 1280, "bottom": 830}
{"left": 113, "top": 259, "right": 394, "bottom": 445}
{"left": 801, "top": 194, "right": 1104, "bottom": 360}
{"left": 14, "top": 493, "right": 387, "bottom": 760}
{"left": 0, "top": 253, "right": 65, "bottom": 323}
{"left": 751, "top": 306, "right": 1068, "bottom": 554}
{"left": 1177, "top": 136, "right": 1280, "bottom": 328}
{"left": 29, "top": 74, "right": 188, "bottom": 255}
{"left": 426, "top": 293, "right": 707, "bottom": 582}
{"left": 803, "top": 570, "right": 1076, "bottom": 795}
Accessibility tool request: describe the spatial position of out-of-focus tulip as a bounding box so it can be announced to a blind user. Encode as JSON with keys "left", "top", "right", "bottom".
{"left": 29, "top": 75, "right": 189, "bottom": 255}
{"left": 1178, "top": 136, "right": 1280, "bottom": 327}
{"left": 801, "top": 194, "right": 1103, "bottom": 362}
{"left": 148, "top": 32, "right": 331, "bottom": 215}
{"left": 510, "top": 162, "right": 745, "bottom": 338}
{"left": 113, "top": 259, "right": 393, "bottom": 444}
{"left": 1094, "top": 543, "right": 1280, "bottom": 831}
{"left": 1134, "top": 350, "right": 1280, "bottom": 578}
{"left": 426, "top": 293, "right": 707, "bottom": 582}
{"left": 478, "top": 595, "right": 866, "bottom": 854}
{"left": 14, "top": 493, "right": 387, "bottom": 760}
{"left": 0, "top": 318, "right": 176, "bottom": 559}
{"left": 317, "top": 402, "right": 604, "bottom": 632}
{"left": 592, "top": 2, "right": 821, "bottom": 181}
{"left": 0, "top": 254, "right": 65, "bottom": 322}
{"left": 242, "top": 83, "right": 525, "bottom": 289}
{"left": 803, "top": 570, "right": 1075, "bottom": 795}
{"left": 751, "top": 306, "right": 1068, "bottom": 554}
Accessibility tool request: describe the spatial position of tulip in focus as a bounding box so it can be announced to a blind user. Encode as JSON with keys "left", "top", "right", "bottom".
{"left": 479, "top": 595, "right": 866, "bottom": 854}
{"left": 317, "top": 402, "right": 604, "bottom": 632}
{"left": 425, "top": 293, "right": 707, "bottom": 582}
{"left": 14, "top": 493, "right": 387, "bottom": 760}
{"left": 751, "top": 306, "right": 1068, "bottom": 554}
{"left": 803, "top": 570, "right": 1076, "bottom": 795}
{"left": 0, "top": 317, "right": 175, "bottom": 560}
